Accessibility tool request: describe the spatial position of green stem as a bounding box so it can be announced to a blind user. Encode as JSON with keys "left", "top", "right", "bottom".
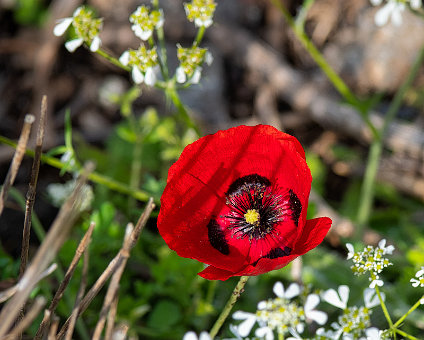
{"left": 355, "top": 44, "right": 424, "bottom": 231}
{"left": 194, "top": 26, "right": 206, "bottom": 47}
{"left": 269, "top": 0, "right": 379, "bottom": 140}
{"left": 393, "top": 294, "right": 424, "bottom": 328}
{"left": 209, "top": 276, "right": 249, "bottom": 339}
{"left": 166, "top": 84, "right": 201, "bottom": 136}
{"left": 375, "top": 285, "right": 393, "bottom": 327}
{"left": 394, "top": 328, "right": 419, "bottom": 340}
{"left": 0, "top": 136, "right": 152, "bottom": 203}
{"left": 95, "top": 48, "right": 130, "bottom": 72}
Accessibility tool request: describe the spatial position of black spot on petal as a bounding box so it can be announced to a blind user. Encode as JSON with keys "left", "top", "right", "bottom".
{"left": 207, "top": 219, "right": 230, "bottom": 255}
{"left": 226, "top": 174, "right": 271, "bottom": 197}
{"left": 289, "top": 190, "right": 302, "bottom": 227}
{"left": 251, "top": 246, "right": 292, "bottom": 266}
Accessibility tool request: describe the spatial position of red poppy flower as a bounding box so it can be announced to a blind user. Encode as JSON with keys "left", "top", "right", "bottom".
{"left": 157, "top": 125, "right": 331, "bottom": 280}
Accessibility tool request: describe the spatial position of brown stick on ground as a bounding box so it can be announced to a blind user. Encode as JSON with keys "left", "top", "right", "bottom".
{"left": 20, "top": 96, "right": 47, "bottom": 277}
{"left": 1, "top": 296, "right": 46, "bottom": 340}
{"left": 0, "top": 114, "right": 34, "bottom": 216}
{"left": 0, "top": 162, "right": 95, "bottom": 337}
{"left": 56, "top": 198, "right": 155, "bottom": 340}
{"left": 92, "top": 224, "right": 134, "bottom": 340}
{"left": 34, "top": 222, "right": 95, "bottom": 340}
{"left": 64, "top": 247, "right": 90, "bottom": 340}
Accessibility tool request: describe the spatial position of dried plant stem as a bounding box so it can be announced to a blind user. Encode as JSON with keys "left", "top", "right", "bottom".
{"left": 0, "top": 162, "right": 94, "bottom": 337}
{"left": 34, "top": 222, "right": 95, "bottom": 340}
{"left": 20, "top": 97, "right": 47, "bottom": 277}
{"left": 56, "top": 198, "right": 155, "bottom": 340}
{"left": 92, "top": 224, "right": 134, "bottom": 340}
{"left": 0, "top": 114, "right": 34, "bottom": 216}
{"left": 65, "top": 246, "right": 90, "bottom": 340}
{"left": 105, "top": 292, "right": 119, "bottom": 340}
{"left": 209, "top": 276, "right": 250, "bottom": 339}
{"left": 2, "top": 297, "right": 46, "bottom": 340}
{"left": 47, "top": 316, "right": 59, "bottom": 340}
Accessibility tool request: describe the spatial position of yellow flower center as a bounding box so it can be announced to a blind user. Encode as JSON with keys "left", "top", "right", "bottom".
{"left": 244, "top": 209, "right": 260, "bottom": 225}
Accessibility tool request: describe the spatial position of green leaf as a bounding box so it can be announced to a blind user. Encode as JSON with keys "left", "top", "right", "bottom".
{"left": 147, "top": 300, "right": 181, "bottom": 330}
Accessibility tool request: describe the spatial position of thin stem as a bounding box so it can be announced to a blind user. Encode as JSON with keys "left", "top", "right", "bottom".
{"left": 0, "top": 136, "right": 152, "bottom": 203}
{"left": 95, "top": 49, "right": 130, "bottom": 72}
{"left": 269, "top": 0, "right": 380, "bottom": 140}
{"left": 152, "top": 0, "right": 169, "bottom": 80}
{"left": 393, "top": 294, "right": 424, "bottom": 328}
{"left": 194, "top": 26, "right": 206, "bottom": 47}
{"left": 375, "top": 285, "right": 393, "bottom": 327}
{"left": 394, "top": 328, "right": 419, "bottom": 340}
{"left": 209, "top": 276, "right": 249, "bottom": 339}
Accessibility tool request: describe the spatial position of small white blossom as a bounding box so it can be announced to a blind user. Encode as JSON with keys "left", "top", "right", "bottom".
{"left": 232, "top": 311, "right": 257, "bottom": 338}
{"left": 184, "top": 0, "right": 217, "bottom": 28}
{"left": 346, "top": 243, "right": 355, "bottom": 260}
{"left": 374, "top": 0, "right": 406, "bottom": 26}
{"left": 129, "top": 5, "right": 164, "bottom": 41}
{"left": 363, "top": 288, "right": 383, "bottom": 308}
{"left": 273, "top": 282, "right": 301, "bottom": 299}
{"left": 119, "top": 46, "right": 159, "bottom": 85}
{"left": 323, "top": 285, "right": 349, "bottom": 309}
{"left": 410, "top": 266, "right": 424, "bottom": 287}
{"left": 54, "top": 6, "right": 103, "bottom": 52}
{"left": 365, "top": 327, "right": 389, "bottom": 340}
{"left": 183, "top": 331, "right": 211, "bottom": 340}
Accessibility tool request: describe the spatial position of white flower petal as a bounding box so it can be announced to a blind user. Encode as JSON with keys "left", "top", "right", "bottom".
{"left": 144, "top": 67, "right": 156, "bottom": 86}
{"left": 338, "top": 285, "right": 350, "bottom": 305}
{"left": 378, "top": 239, "right": 386, "bottom": 249}
{"left": 365, "top": 327, "right": 380, "bottom": 340}
{"left": 255, "top": 327, "right": 274, "bottom": 340}
{"left": 306, "top": 310, "right": 328, "bottom": 325}
{"left": 176, "top": 66, "right": 187, "bottom": 83}
{"left": 370, "top": 0, "right": 383, "bottom": 5}
{"left": 90, "top": 36, "right": 101, "bottom": 52}
{"left": 205, "top": 51, "right": 213, "bottom": 66}
{"left": 346, "top": 243, "right": 354, "bottom": 259}
{"left": 323, "top": 286, "right": 349, "bottom": 309}
{"left": 190, "top": 68, "right": 202, "bottom": 84}
{"left": 375, "top": 4, "right": 392, "bottom": 26}
{"left": 199, "top": 331, "right": 211, "bottom": 340}
{"left": 183, "top": 331, "right": 198, "bottom": 340}
{"left": 364, "top": 288, "right": 382, "bottom": 308}
{"left": 411, "top": 0, "right": 422, "bottom": 9}
{"left": 257, "top": 300, "right": 267, "bottom": 310}
{"left": 305, "top": 294, "right": 320, "bottom": 311}
{"left": 237, "top": 316, "right": 257, "bottom": 337}
{"left": 416, "top": 267, "right": 424, "bottom": 277}
{"left": 73, "top": 6, "right": 83, "bottom": 17}
{"left": 420, "top": 298, "right": 424, "bottom": 304}
{"left": 119, "top": 51, "right": 130, "bottom": 65}
{"left": 273, "top": 281, "right": 285, "bottom": 298}
{"left": 285, "top": 283, "right": 301, "bottom": 299}
{"left": 132, "top": 25, "right": 152, "bottom": 41}
{"left": 391, "top": 3, "right": 404, "bottom": 26}
{"left": 53, "top": 18, "right": 73, "bottom": 36}
{"left": 65, "top": 38, "right": 84, "bottom": 52}
{"left": 132, "top": 66, "right": 144, "bottom": 84}
{"left": 232, "top": 311, "right": 254, "bottom": 320}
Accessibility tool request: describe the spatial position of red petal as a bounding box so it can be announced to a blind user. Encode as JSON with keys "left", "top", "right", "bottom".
{"left": 198, "top": 265, "right": 238, "bottom": 281}
{"left": 292, "top": 217, "right": 332, "bottom": 255}
{"left": 157, "top": 125, "right": 314, "bottom": 276}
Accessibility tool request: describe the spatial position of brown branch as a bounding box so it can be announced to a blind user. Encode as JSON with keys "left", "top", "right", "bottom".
{"left": 0, "top": 114, "right": 34, "bottom": 216}
{"left": 65, "top": 243, "right": 90, "bottom": 340}
{"left": 34, "top": 222, "right": 95, "bottom": 340}
{"left": 104, "top": 292, "right": 119, "bottom": 340}
{"left": 20, "top": 96, "right": 47, "bottom": 277}
{"left": 0, "top": 162, "right": 94, "bottom": 337}
{"left": 1, "top": 297, "right": 46, "bottom": 340}
{"left": 92, "top": 224, "right": 134, "bottom": 340}
{"left": 47, "top": 315, "right": 59, "bottom": 340}
{"left": 56, "top": 198, "right": 155, "bottom": 340}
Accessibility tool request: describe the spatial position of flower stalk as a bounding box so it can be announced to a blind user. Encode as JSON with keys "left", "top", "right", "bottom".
{"left": 209, "top": 276, "right": 249, "bottom": 339}
{"left": 375, "top": 285, "right": 393, "bottom": 327}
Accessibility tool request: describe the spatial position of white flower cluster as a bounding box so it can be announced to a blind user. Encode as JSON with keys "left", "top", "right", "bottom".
{"left": 53, "top": 6, "right": 103, "bottom": 52}
{"left": 184, "top": 0, "right": 217, "bottom": 28}
{"left": 232, "top": 282, "right": 327, "bottom": 340}
{"left": 410, "top": 267, "right": 424, "bottom": 288}
{"left": 370, "top": 0, "right": 422, "bottom": 26}
{"left": 176, "top": 45, "right": 213, "bottom": 84}
{"left": 129, "top": 5, "right": 164, "bottom": 41}
{"left": 322, "top": 285, "right": 384, "bottom": 340}
{"left": 346, "top": 239, "right": 394, "bottom": 288}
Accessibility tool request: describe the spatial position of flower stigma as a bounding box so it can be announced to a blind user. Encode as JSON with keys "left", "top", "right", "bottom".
{"left": 244, "top": 209, "right": 260, "bottom": 225}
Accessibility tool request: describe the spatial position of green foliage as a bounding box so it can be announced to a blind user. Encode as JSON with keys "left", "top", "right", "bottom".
{"left": 14, "top": 0, "right": 47, "bottom": 26}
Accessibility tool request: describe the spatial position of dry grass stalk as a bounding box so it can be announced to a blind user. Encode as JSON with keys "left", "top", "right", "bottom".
{"left": 34, "top": 221, "right": 95, "bottom": 340}
{"left": 64, "top": 247, "right": 90, "bottom": 340}
{"left": 57, "top": 198, "right": 155, "bottom": 340}
{"left": 47, "top": 315, "right": 59, "bottom": 340}
{"left": 20, "top": 96, "right": 47, "bottom": 277}
{"left": 1, "top": 296, "right": 46, "bottom": 340}
{"left": 0, "top": 162, "right": 95, "bottom": 337}
{"left": 92, "top": 224, "right": 134, "bottom": 340}
{"left": 0, "top": 263, "right": 57, "bottom": 304}
{"left": 105, "top": 291, "right": 119, "bottom": 340}
{"left": 112, "top": 324, "right": 129, "bottom": 340}
{"left": 0, "top": 114, "right": 35, "bottom": 216}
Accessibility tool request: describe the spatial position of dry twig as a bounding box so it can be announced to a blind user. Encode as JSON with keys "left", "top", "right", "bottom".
{"left": 47, "top": 315, "right": 59, "bottom": 340}
{"left": 0, "top": 114, "right": 34, "bottom": 216}
{"left": 56, "top": 198, "right": 155, "bottom": 340}
{"left": 105, "top": 292, "right": 119, "bottom": 340}
{"left": 0, "top": 162, "right": 94, "bottom": 337}
{"left": 20, "top": 96, "right": 47, "bottom": 277}
{"left": 92, "top": 224, "right": 134, "bottom": 340}
{"left": 1, "top": 297, "right": 46, "bottom": 340}
{"left": 34, "top": 222, "right": 95, "bottom": 340}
